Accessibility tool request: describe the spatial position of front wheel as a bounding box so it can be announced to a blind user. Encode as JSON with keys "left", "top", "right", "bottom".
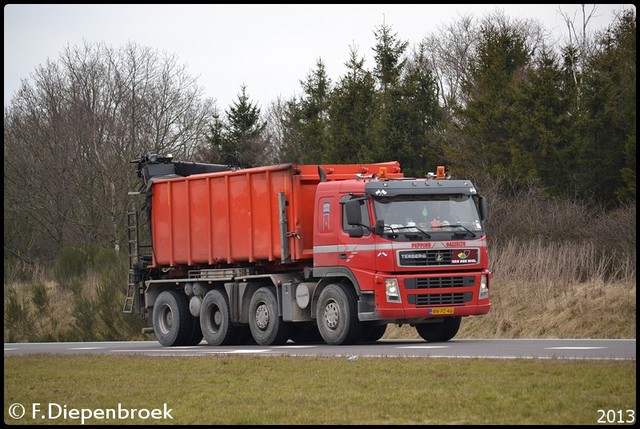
{"left": 415, "top": 316, "right": 461, "bottom": 342}
{"left": 248, "top": 287, "right": 290, "bottom": 345}
{"left": 316, "top": 283, "right": 360, "bottom": 345}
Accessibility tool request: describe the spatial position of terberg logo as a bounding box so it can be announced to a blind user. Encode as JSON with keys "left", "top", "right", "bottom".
{"left": 401, "top": 253, "right": 427, "bottom": 259}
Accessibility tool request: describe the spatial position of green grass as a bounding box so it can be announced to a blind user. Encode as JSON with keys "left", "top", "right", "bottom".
{"left": 4, "top": 354, "right": 636, "bottom": 425}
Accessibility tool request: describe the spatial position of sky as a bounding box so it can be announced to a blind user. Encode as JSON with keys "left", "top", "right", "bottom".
{"left": 3, "top": 4, "right": 634, "bottom": 110}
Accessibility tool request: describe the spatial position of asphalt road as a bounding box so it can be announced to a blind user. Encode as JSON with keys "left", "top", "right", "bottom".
{"left": 4, "top": 338, "right": 635, "bottom": 360}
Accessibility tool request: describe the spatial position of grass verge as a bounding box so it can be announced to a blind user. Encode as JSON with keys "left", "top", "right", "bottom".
{"left": 4, "top": 354, "right": 636, "bottom": 425}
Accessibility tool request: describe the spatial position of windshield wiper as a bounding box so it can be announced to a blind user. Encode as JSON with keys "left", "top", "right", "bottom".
{"left": 430, "top": 223, "right": 477, "bottom": 238}
{"left": 385, "top": 225, "right": 431, "bottom": 238}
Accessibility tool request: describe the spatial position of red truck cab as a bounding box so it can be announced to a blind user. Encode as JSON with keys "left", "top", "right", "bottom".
{"left": 312, "top": 169, "right": 491, "bottom": 341}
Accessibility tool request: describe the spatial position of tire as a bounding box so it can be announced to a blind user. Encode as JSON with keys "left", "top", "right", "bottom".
{"left": 152, "top": 290, "right": 193, "bottom": 347}
{"left": 200, "top": 289, "right": 241, "bottom": 346}
{"left": 415, "top": 316, "right": 461, "bottom": 342}
{"left": 248, "top": 287, "right": 290, "bottom": 345}
{"left": 359, "top": 322, "right": 387, "bottom": 343}
{"left": 316, "top": 283, "right": 361, "bottom": 345}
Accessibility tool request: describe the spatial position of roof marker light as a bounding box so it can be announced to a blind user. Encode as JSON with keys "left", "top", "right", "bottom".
{"left": 378, "top": 167, "right": 387, "bottom": 179}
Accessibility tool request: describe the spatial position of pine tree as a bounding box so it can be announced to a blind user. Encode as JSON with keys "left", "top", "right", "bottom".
{"left": 454, "top": 18, "right": 532, "bottom": 179}
{"left": 372, "top": 22, "right": 408, "bottom": 92}
{"left": 277, "top": 59, "right": 331, "bottom": 163}
{"left": 396, "top": 42, "right": 443, "bottom": 176}
{"left": 196, "top": 111, "right": 226, "bottom": 163}
{"left": 222, "top": 84, "right": 266, "bottom": 167}
{"left": 509, "top": 48, "right": 576, "bottom": 195}
{"left": 575, "top": 9, "right": 636, "bottom": 205}
{"left": 326, "top": 45, "right": 377, "bottom": 163}
{"left": 369, "top": 23, "right": 409, "bottom": 166}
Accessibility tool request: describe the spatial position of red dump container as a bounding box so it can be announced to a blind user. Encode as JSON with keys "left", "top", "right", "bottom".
{"left": 149, "top": 162, "right": 401, "bottom": 267}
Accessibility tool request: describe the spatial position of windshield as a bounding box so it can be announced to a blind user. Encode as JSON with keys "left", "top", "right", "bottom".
{"left": 373, "top": 194, "right": 483, "bottom": 239}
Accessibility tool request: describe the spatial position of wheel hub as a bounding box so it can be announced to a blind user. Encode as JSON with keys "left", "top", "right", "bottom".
{"left": 160, "top": 305, "right": 173, "bottom": 334}
{"left": 323, "top": 301, "right": 339, "bottom": 330}
{"left": 255, "top": 303, "right": 269, "bottom": 330}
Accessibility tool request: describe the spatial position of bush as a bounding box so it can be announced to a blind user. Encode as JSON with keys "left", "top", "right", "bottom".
{"left": 3, "top": 289, "right": 32, "bottom": 342}
{"left": 30, "top": 281, "right": 48, "bottom": 311}
{"left": 54, "top": 247, "right": 92, "bottom": 282}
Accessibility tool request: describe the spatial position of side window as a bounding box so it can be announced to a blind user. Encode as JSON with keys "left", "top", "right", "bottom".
{"left": 342, "top": 200, "right": 371, "bottom": 236}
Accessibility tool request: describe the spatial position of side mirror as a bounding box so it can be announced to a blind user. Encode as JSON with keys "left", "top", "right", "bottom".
{"left": 479, "top": 196, "right": 488, "bottom": 224}
{"left": 345, "top": 200, "right": 362, "bottom": 225}
{"left": 374, "top": 219, "right": 385, "bottom": 235}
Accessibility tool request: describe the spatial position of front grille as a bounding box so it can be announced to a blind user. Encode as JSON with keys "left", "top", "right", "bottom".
{"left": 408, "top": 292, "right": 472, "bottom": 305}
{"left": 398, "top": 250, "right": 451, "bottom": 266}
{"left": 404, "top": 276, "right": 474, "bottom": 289}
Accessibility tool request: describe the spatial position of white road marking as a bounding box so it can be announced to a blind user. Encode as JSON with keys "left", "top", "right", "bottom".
{"left": 69, "top": 347, "right": 105, "bottom": 350}
{"left": 271, "top": 345, "right": 317, "bottom": 349}
{"left": 199, "top": 350, "right": 273, "bottom": 354}
{"left": 546, "top": 347, "right": 606, "bottom": 350}
{"left": 398, "top": 345, "right": 450, "bottom": 349}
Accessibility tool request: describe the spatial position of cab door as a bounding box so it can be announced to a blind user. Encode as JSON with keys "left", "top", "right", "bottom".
{"left": 312, "top": 190, "right": 340, "bottom": 268}
{"left": 338, "top": 195, "right": 378, "bottom": 278}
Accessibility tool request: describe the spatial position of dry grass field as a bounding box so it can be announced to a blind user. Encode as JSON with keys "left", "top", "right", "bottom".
{"left": 4, "top": 238, "right": 635, "bottom": 343}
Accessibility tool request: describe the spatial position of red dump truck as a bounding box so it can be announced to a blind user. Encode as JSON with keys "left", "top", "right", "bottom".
{"left": 125, "top": 153, "right": 491, "bottom": 346}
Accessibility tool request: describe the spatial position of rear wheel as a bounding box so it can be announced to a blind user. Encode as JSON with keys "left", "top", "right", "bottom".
{"left": 316, "top": 283, "right": 360, "bottom": 345}
{"left": 152, "top": 290, "right": 192, "bottom": 347}
{"left": 415, "top": 317, "right": 461, "bottom": 342}
{"left": 248, "top": 287, "right": 290, "bottom": 345}
{"left": 200, "top": 289, "right": 240, "bottom": 346}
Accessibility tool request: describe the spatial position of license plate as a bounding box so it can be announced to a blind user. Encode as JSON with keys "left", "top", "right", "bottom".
{"left": 431, "top": 307, "right": 454, "bottom": 315}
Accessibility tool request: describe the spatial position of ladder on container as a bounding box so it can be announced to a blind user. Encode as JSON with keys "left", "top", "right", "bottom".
{"left": 124, "top": 211, "right": 145, "bottom": 314}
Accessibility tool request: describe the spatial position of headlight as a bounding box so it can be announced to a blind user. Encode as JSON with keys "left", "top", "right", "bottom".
{"left": 385, "top": 278, "right": 401, "bottom": 302}
{"left": 478, "top": 274, "right": 489, "bottom": 300}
